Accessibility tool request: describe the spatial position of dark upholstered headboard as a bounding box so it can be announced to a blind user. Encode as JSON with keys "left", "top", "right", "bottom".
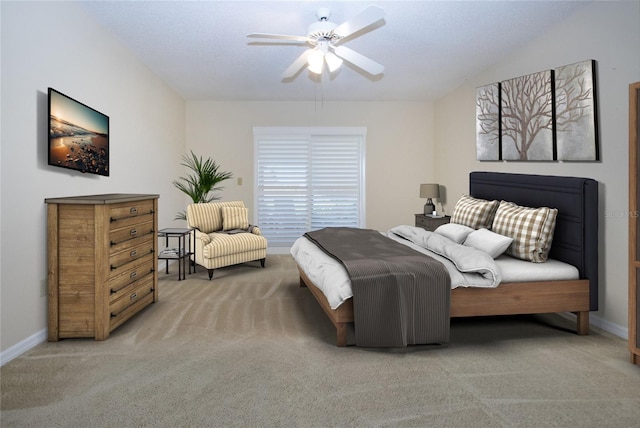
{"left": 469, "top": 172, "right": 599, "bottom": 311}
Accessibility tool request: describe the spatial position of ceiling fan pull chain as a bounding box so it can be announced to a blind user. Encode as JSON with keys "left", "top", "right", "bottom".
{"left": 314, "top": 76, "right": 325, "bottom": 112}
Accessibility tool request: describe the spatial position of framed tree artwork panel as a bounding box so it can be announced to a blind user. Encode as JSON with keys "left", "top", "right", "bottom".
{"left": 501, "top": 70, "right": 555, "bottom": 161}
{"left": 555, "top": 59, "right": 599, "bottom": 161}
{"left": 476, "top": 82, "right": 501, "bottom": 160}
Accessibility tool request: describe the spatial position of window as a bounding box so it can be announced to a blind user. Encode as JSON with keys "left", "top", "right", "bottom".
{"left": 254, "top": 127, "right": 366, "bottom": 248}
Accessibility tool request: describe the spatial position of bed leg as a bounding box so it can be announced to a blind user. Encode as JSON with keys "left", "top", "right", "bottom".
{"left": 336, "top": 323, "right": 348, "bottom": 347}
{"left": 574, "top": 311, "right": 589, "bottom": 335}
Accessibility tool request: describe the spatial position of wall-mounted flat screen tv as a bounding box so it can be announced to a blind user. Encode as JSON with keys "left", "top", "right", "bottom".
{"left": 48, "top": 88, "right": 109, "bottom": 176}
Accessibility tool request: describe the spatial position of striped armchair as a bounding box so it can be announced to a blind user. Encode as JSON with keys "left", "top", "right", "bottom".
{"left": 186, "top": 201, "right": 267, "bottom": 280}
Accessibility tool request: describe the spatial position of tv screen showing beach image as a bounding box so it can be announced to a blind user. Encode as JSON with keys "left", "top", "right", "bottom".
{"left": 48, "top": 88, "right": 109, "bottom": 176}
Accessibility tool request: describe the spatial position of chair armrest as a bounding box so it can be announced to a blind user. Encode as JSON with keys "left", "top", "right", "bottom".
{"left": 193, "top": 228, "right": 212, "bottom": 245}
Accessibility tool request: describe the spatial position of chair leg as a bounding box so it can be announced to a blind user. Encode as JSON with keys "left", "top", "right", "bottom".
{"left": 260, "top": 258, "right": 266, "bottom": 268}
{"left": 207, "top": 269, "right": 214, "bottom": 280}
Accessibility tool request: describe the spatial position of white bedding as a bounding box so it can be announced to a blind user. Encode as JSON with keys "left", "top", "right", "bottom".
{"left": 496, "top": 254, "right": 579, "bottom": 283}
{"left": 290, "top": 225, "right": 579, "bottom": 310}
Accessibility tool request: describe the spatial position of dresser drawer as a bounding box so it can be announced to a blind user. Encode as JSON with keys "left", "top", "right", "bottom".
{"left": 110, "top": 234, "right": 153, "bottom": 258}
{"left": 110, "top": 275, "right": 154, "bottom": 315}
{"left": 110, "top": 211, "right": 154, "bottom": 231}
{"left": 109, "top": 253, "right": 156, "bottom": 279}
{"left": 109, "top": 200, "right": 155, "bottom": 222}
{"left": 109, "top": 218, "right": 155, "bottom": 247}
{"left": 109, "top": 284, "right": 155, "bottom": 332}
{"left": 110, "top": 240, "right": 155, "bottom": 271}
{"left": 108, "top": 254, "right": 154, "bottom": 291}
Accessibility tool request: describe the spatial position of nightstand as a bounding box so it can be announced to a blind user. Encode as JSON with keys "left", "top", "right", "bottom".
{"left": 158, "top": 228, "right": 195, "bottom": 280}
{"left": 415, "top": 214, "right": 450, "bottom": 231}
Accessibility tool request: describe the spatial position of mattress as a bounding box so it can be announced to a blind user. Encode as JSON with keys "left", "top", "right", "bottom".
{"left": 290, "top": 232, "right": 579, "bottom": 310}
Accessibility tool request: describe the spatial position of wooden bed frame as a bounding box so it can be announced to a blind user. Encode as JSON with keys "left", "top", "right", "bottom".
{"left": 298, "top": 172, "right": 599, "bottom": 346}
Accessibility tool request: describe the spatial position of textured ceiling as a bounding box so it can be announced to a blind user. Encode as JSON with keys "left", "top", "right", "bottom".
{"left": 79, "top": 1, "right": 591, "bottom": 102}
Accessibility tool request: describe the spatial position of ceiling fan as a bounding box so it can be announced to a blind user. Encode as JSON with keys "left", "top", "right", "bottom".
{"left": 247, "top": 6, "right": 385, "bottom": 79}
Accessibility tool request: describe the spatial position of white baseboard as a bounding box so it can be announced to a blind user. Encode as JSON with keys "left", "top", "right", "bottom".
{"left": 1, "top": 328, "right": 47, "bottom": 366}
{"left": 267, "top": 246, "right": 292, "bottom": 255}
{"left": 589, "top": 314, "right": 628, "bottom": 339}
{"left": 560, "top": 312, "right": 628, "bottom": 339}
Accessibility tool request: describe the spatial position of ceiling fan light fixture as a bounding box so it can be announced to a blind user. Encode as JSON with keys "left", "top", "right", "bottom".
{"left": 325, "top": 51, "right": 343, "bottom": 72}
{"left": 307, "top": 48, "right": 325, "bottom": 74}
{"left": 249, "top": 6, "right": 385, "bottom": 79}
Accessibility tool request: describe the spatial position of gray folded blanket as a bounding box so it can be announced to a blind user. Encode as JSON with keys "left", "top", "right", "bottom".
{"left": 221, "top": 225, "right": 255, "bottom": 235}
{"left": 304, "top": 227, "right": 451, "bottom": 348}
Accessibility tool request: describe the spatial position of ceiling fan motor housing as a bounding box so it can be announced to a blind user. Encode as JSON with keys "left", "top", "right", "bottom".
{"left": 315, "top": 7, "right": 331, "bottom": 21}
{"left": 308, "top": 20, "right": 339, "bottom": 43}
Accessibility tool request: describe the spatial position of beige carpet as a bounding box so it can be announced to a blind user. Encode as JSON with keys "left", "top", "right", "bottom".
{"left": 2, "top": 255, "right": 639, "bottom": 427}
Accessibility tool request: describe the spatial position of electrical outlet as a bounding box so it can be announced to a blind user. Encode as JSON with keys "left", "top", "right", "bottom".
{"left": 41, "top": 279, "right": 47, "bottom": 297}
{"left": 237, "top": 177, "right": 243, "bottom": 186}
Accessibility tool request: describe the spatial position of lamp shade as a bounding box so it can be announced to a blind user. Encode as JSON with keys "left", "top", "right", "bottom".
{"left": 420, "top": 183, "right": 440, "bottom": 199}
{"left": 325, "top": 51, "right": 343, "bottom": 72}
{"left": 307, "top": 48, "right": 325, "bottom": 74}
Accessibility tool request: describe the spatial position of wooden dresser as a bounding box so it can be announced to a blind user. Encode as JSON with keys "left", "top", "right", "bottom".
{"left": 629, "top": 82, "right": 640, "bottom": 365}
{"left": 46, "top": 194, "right": 159, "bottom": 341}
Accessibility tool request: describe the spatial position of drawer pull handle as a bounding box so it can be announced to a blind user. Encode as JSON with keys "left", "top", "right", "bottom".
{"left": 130, "top": 292, "right": 137, "bottom": 300}
{"left": 130, "top": 271, "right": 138, "bottom": 279}
{"left": 130, "top": 250, "right": 137, "bottom": 258}
{"left": 130, "top": 207, "right": 138, "bottom": 215}
{"left": 111, "top": 230, "right": 154, "bottom": 246}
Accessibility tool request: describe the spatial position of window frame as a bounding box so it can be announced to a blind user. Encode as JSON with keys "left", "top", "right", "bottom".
{"left": 253, "top": 126, "right": 366, "bottom": 250}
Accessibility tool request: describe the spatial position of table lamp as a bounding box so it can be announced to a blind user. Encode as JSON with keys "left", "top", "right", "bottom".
{"left": 420, "top": 183, "right": 440, "bottom": 216}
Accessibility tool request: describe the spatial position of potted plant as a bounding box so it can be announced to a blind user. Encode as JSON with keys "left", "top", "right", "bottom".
{"left": 173, "top": 151, "right": 233, "bottom": 220}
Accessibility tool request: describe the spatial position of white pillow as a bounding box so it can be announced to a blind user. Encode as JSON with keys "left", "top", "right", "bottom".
{"left": 463, "top": 228, "right": 514, "bottom": 259}
{"left": 434, "top": 223, "right": 475, "bottom": 244}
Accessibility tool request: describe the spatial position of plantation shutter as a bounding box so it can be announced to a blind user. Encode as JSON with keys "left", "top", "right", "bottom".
{"left": 254, "top": 127, "right": 366, "bottom": 248}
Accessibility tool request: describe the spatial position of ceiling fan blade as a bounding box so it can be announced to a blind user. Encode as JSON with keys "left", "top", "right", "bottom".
{"left": 282, "top": 49, "right": 313, "bottom": 79}
{"left": 333, "top": 45, "right": 384, "bottom": 75}
{"left": 333, "top": 6, "right": 384, "bottom": 38}
{"left": 247, "top": 33, "right": 309, "bottom": 42}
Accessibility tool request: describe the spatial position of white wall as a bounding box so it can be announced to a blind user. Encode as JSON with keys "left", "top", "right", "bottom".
{"left": 186, "top": 100, "right": 435, "bottom": 232}
{"left": 433, "top": 1, "right": 640, "bottom": 332}
{"left": 0, "top": 2, "right": 186, "bottom": 356}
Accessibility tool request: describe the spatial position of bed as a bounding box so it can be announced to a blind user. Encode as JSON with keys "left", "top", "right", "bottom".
{"left": 293, "top": 172, "right": 599, "bottom": 347}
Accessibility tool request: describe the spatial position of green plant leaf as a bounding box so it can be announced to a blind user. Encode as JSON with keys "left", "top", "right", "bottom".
{"left": 173, "top": 151, "right": 233, "bottom": 219}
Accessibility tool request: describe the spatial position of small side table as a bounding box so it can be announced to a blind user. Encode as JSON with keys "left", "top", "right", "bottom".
{"left": 158, "top": 228, "right": 195, "bottom": 280}
{"left": 415, "top": 214, "right": 451, "bottom": 232}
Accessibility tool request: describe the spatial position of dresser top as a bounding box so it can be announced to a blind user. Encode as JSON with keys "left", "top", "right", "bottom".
{"left": 45, "top": 193, "right": 159, "bottom": 205}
